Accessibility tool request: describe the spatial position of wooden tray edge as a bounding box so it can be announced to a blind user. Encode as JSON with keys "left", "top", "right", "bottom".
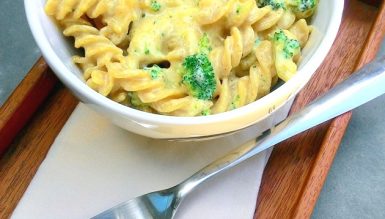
{"left": 0, "top": 58, "right": 57, "bottom": 156}
{"left": 287, "top": 2, "right": 385, "bottom": 218}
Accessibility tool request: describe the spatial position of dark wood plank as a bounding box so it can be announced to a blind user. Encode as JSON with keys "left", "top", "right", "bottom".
{"left": 0, "top": 58, "right": 57, "bottom": 156}
{"left": 255, "top": 1, "right": 385, "bottom": 218}
{"left": 0, "top": 87, "right": 78, "bottom": 218}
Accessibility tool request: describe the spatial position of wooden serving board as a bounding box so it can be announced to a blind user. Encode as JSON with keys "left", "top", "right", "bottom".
{"left": 0, "top": 0, "right": 384, "bottom": 218}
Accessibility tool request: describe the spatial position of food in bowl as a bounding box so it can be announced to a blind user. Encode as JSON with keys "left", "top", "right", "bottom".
{"left": 26, "top": 0, "right": 342, "bottom": 138}
{"left": 44, "top": 0, "right": 318, "bottom": 116}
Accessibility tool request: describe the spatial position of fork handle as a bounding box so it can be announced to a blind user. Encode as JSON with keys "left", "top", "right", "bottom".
{"left": 178, "top": 56, "right": 385, "bottom": 197}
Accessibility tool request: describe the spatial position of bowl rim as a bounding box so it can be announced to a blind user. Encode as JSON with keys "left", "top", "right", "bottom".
{"left": 24, "top": 0, "right": 344, "bottom": 127}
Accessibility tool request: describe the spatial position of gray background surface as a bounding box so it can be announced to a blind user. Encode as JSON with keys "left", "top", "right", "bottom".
{"left": 1, "top": 1, "right": 384, "bottom": 218}
{"left": 0, "top": 0, "right": 40, "bottom": 105}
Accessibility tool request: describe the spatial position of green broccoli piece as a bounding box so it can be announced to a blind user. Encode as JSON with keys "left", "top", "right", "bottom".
{"left": 257, "top": 0, "right": 285, "bottom": 10}
{"left": 128, "top": 92, "right": 146, "bottom": 107}
{"left": 296, "top": 0, "right": 317, "bottom": 12}
{"left": 198, "top": 33, "right": 212, "bottom": 54}
{"left": 201, "top": 108, "right": 211, "bottom": 116}
{"left": 128, "top": 92, "right": 153, "bottom": 112}
{"left": 273, "top": 29, "right": 287, "bottom": 42}
{"left": 283, "top": 39, "right": 300, "bottom": 58}
{"left": 273, "top": 30, "right": 300, "bottom": 59}
{"left": 144, "top": 64, "right": 162, "bottom": 79}
{"left": 272, "top": 29, "right": 301, "bottom": 81}
{"left": 182, "top": 53, "right": 216, "bottom": 100}
{"left": 150, "top": 0, "right": 161, "bottom": 12}
{"left": 287, "top": 0, "right": 318, "bottom": 18}
{"left": 144, "top": 47, "right": 150, "bottom": 55}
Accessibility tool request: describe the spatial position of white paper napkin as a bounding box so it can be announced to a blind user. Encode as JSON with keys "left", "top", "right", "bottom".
{"left": 12, "top": 104, "right": 273, "bottom": 219}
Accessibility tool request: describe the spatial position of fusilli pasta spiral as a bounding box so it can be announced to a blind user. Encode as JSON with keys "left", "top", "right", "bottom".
{"left": 45, "top": 0, "right": 138, "bottom": 45}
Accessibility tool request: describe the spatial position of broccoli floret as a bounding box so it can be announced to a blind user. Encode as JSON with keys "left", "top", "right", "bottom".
{"left": 128, "top": 92, "right": 153, "bottom": 112}
{"left": 284, "top": 39, "right": 300, "bottom": 58}
{"left": 144, "top": 64, "right": 162, "bottom": 79}
{"left": 273, "top": 30, "right": 300, "bottom": 59}
{"left": 182, "top": 53, "right": 216, "bottom": 100}
{"left": 128, "top": 92, "right": 141, "bottom": 107}
{"left": 201, "top": 108, "right": 211, "bottom": 116}
{"left": 150, "top": 0, "right": 161, "bottom": 12}
{"left": 272, "top": 29, "right": 301, "bottom": 81}
{"left": 198, "top": 33, "right": 212, "bottom": 54}
{"left": 287, "top": 0, "right": 318, "bottom": 18}
{"left": 144, "top": 47, "right": 150, "bottom": 55}
{"left": 273, "top": 29, "right": 287, "bottom": 42}
{"left": 296, "top": 0, "right": 317, "bottom": 11}
{"left": 257, "top": 0, "right": 285, "bottom": 10}
{"left": 128, "top": 92, "right": 146, "bottom": 107}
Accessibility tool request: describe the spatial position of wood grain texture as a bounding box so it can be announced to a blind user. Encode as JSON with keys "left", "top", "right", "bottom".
{"left": 255, "top": 1, "right": 385, "bottom": 218}
{"left": 361, "top": 0, "right": 382, "bottom": 6}
{"left": 357, "top": 0, "right": 385, "bottom": 67}
{"left": 0, "top": 87, "right": 78, "bottom": 218}
{"left": 0, "top": 58, "right": 57, "bottom": 156}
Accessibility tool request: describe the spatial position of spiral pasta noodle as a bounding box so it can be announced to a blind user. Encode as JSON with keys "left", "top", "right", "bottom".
{"left": 46, "top": 0, "right": 318, "bottom": 116}
{"left": 45, "top": 0, "right": 138, "bottom": 45}
{"left": 106, "top": 62, "right": 213, "bottom": 116}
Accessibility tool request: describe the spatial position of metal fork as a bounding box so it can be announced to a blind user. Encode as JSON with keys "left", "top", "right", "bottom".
{"left": 92, "top": 56, "right": 385, "bottom": 219}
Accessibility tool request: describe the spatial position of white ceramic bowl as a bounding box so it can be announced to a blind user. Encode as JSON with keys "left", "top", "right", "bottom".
{"left": 25, "top": 0, "right": 344, "bottom": 139}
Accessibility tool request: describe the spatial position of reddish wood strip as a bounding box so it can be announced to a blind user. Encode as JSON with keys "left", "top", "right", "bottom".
{"left": 361, "top": 0, "right": 382, "bottom": 6}
{"left": 0, "top": 87, "right": 78, "bottom": 218}
{"left": 293, "top": 2, "right": 385, "bottom": 218}
{"left": 357, "top": 0, "right": 385, "bottom": 67}
{"left": 255, "top": 1, "right": 384, "bottom": 218}
{"left": 0, "top": 58, "right": 57, "bottom": 156}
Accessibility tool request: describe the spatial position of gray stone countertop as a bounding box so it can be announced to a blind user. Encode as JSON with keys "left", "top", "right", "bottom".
{"left": 1, "top": 0, "right": 384, "bottom": 218}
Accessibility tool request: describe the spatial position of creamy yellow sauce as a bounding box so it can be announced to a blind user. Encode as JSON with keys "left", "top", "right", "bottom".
{"left": 45, "top": 0, "right": 317, "bottom": 116}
